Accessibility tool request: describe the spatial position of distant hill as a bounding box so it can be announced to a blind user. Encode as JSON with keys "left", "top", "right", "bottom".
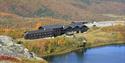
{"left": 0, "top": 0, "right": 125, "bottom": 39}
{"left": 0, "top": 12, "right": 67, "bottom": 29}
{"left": 0, "top": 0, "right": 125, "bottom": 20}
{"left": 0, "top": 12, "right": 68, "bottom": 38}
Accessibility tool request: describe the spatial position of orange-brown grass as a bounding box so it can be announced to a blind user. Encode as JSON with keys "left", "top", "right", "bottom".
{"left": 0, "top": 55, "right": 21, "bottom": 62}
{"left": 21, "top": 37, "right": 73, "bottom": 56}
{"left": 0, "top": 28, "right": 26, "bottom": 38}
{"left": 23, "top": 39, "right": 51, "bottom": 55}
{"left": 0, "top": 55, "right": 47, "bottom": 63}
{"left": 101, "top": 25, "right": 125, "bottom": 32}
{"left": 34, "top": 17, "right": 69, "bottom": 30}
{"left": 0, "top": 12, "right": 69, "bottom": 38}
{"left": 0, "top": 12, "right": 22, "bottom": 18}
{"left": 84, "top": 25, "right": 125, "bottom": 43}
{"left": 21, "top": 58, "right": 47, "bottom": 63}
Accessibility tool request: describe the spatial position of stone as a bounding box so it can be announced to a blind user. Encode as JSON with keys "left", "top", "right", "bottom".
{"left": 0, "top": 36, "right": 14, "bottom": 46}
{"left": 0, "top": 36, "right": 43, "bottom": 60}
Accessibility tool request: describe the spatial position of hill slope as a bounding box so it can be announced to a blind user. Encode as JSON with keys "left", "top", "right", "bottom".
{"left": 0, "top": 0, "right": 125, "bottom": 20}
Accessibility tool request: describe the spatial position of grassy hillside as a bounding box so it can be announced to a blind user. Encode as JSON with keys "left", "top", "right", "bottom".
{"left": 16, "top": 25, "right": 125, "bottom": 57}
{"left": 84, "top": 25, "right": 125, "bottom": 44}
{"left": 0, "top": 0, "right": 125, "bottom": 38}
{"left": 0, "top": 0, "right": 125, "bottom": 20}
{"left": 0, "top": 12, "right": 69, "bottom": 38}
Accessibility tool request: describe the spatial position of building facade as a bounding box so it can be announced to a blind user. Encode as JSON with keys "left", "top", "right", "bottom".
{"left": 24, "top": 22, "right": 89, "bottom": 39}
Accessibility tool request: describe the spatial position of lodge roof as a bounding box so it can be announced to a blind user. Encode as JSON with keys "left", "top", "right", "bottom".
{"left": 68, "top": 23, "right": 85, "bottom": 28}
{"left": 26, "top": 22, "right": 87, "bottom": 34}
{"left": 42, "top": 24, "right": 64, "bottom": 30}
{"left": 72, "top": 21, "right": 88, "bottom": 24}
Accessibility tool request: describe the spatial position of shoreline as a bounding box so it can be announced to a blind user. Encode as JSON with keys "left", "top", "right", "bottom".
{"left": 42, "top": 47, "right": 84, "bottom": 58}
{"left": 86, "top": 41, "right": 125, "bottom": 49}
{"left": 43, "top": 41, "right": 125, "bottom": 58}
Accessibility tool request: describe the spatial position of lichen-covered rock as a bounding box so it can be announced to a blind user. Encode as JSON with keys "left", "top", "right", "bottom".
{"left": 0, "top": 36, "right": 14, "bottom": 46}
{"left": 0, "top": 36, "right": 43, "bottom": 61}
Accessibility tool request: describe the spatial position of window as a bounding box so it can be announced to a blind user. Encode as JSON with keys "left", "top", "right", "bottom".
{"left": 38, "top": 33, "right": 41, "bottom": 36}
{"left": 44, "top": 32, "right": 47, "bottom": 34}
{"left": 33, "top": 34, "right": 36, "bottom": 37}
{"left": 41, "top": 33, "right": 43, "bottom": 35}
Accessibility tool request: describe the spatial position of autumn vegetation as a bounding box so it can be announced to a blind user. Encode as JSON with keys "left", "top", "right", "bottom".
{"left": 15, "top": 24, "right": 125, "bottom": 57}
{"left": 84, "top": 25, "right": 125, "bottom": 48}
{"left": 1, "top": 0, "right": 125, "bottom": 20}
{"left": 0, "top": 12, "right": 69, "bottom": 38}
{"left": 0, "top": 55, "right": 21, "bottom": 62}
{"left": 0, "top": 0, "right": 125, "bottom": 63}
{"left": 0, "top": 13, "right": 125, "bottom": 63}
{"left": 18, "top": 36, "right": 86, "bottom": 57}
{"left": 0, "top": 12, "right": 70, "bottom": 62}
{"left": 0, "top": 12, "right": 125, "bottom": 62}
{"left": 0, "top": 55, "right": 47, "bottom": 63}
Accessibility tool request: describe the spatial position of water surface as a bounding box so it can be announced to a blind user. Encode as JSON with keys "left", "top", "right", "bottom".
{"left": 45, "top": 45, "right": 125, "bottom": 63}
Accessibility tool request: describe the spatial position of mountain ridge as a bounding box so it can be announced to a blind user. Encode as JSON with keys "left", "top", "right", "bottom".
{"left": 0, "top": 0, "right": 125, "bottom": 20}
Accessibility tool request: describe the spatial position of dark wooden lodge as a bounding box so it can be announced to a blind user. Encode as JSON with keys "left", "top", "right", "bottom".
{"left": 24, "top": 22, "right": 89, "bottom": 39}
{"left": 63, "top": 22, "right": 88, "bottom": 35}
{"left": 24, "top": 25, "right": 64, "bottom": 39}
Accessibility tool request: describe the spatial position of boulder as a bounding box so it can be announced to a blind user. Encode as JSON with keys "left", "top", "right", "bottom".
{"left": 0, "top": 36, "right": 43, "bottom": 61}
{"left": 0, "top": 36, "right": 14, "bottom": 46}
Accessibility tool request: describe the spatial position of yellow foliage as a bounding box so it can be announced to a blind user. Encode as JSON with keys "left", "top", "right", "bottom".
{"left": 0, "top": 28, "right": 26, "bottom": 38}
{"left": 114, "top": 21, "right": 125, "bottom": 26}
{"left": 84, "top": 25, "right": 125, "bottom": 43}
{"left": 35, "top": 21, "right": 42, "bottom": 29}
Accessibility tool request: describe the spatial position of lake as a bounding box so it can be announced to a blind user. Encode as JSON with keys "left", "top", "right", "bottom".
{"left": 45, "top": 45, "right": 125, "bottom": 63}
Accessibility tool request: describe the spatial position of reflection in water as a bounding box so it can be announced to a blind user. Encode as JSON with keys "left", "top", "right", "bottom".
{"left": 45, "top": 45, "right": 125, "bottom": 63}
{"left": 74, "top": 50, "right": 84, "bottom": 63}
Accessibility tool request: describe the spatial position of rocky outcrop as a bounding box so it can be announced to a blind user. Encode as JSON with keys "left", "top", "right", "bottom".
{"left": 0, "top": 36, "right": 43, "bottom": 60}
